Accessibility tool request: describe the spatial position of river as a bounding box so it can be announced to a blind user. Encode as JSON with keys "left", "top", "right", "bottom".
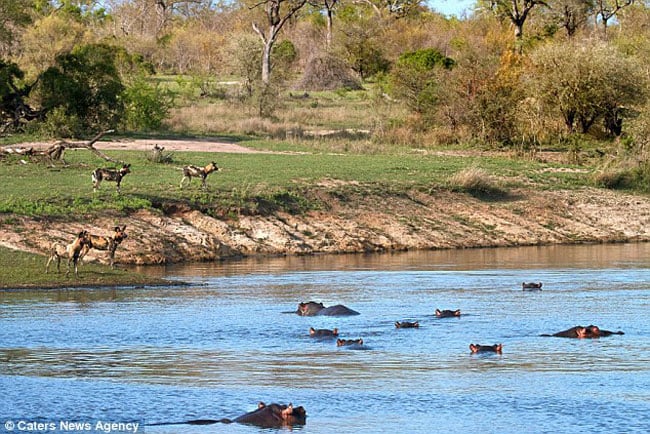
{"left": 1, "top": 244, "right": 649, "bottom": 433}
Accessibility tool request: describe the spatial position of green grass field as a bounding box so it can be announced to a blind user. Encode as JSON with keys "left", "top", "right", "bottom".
{"left": 0, "top": 246, "right": 168, "bottom": 289}
{"left": 0, "top": 143, "right": 594, "bottom": 218}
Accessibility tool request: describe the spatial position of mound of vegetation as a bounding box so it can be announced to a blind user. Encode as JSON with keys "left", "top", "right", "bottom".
{"left": 296, "top": 54, "right": 362, "bottom": 91}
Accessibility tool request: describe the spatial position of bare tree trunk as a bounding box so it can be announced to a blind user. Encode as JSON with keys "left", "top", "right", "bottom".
{"left": 251, "top": 0, "right": 308, "bottom": 86}
{"left": 326, "top": 8, "right": 333, "bottom": 49}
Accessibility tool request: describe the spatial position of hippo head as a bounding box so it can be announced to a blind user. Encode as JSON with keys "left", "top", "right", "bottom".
{"left": 337, "top": 338, "right": 363, "bottom": 347}
{"left": 585, "top": 325, "right": 601, "bottom": 338}
{"left": 435, "top": 309, "right": 461, "bottom": 318}
{"left": 575, "top": 327, "right": 589, "bottom": 338}
{"left": 235, "top": 402, "right": 306, "bottom": 427}
{"left": 297, "top": 301, "right": 325, "bottom": 316}
{"left": 469, "top": 343, "right": 503, "bottom": 353}
{"left": 265, "top": 403, "right": 307, "bottom": 426}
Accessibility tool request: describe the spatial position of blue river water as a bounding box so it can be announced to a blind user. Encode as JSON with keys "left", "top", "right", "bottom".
{"left": 1, "top": 243, "right": 650, "bottom": 433}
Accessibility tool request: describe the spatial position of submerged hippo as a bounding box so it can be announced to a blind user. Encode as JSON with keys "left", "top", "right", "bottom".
{"left": 309, "top": 327, "right": 339, "bottom": 337}
{"left": 337, "top": 338, "right": 363, "bottom": 347}
{"left": 522, "top": 282, "right": 543, "bottom": 291}
{"left": 395, "top": 321, "right": 419, "bottom": 328}
{"left": 435, "top": 309, "right": 461, "bottom": 318}
{"left": 149, "top": 402, "right": 306, "bottom": 428}
{"left": 469, "top": 343, "right": 503, "bottom": 354}
{"left": 227, "top": 402, "right": 306, "bottom": 427}
{"left": 297, "top": 301, "right": 360, "bottom": 316}
{"left": 541, "top": 325, "right": 624, "bottom": 338}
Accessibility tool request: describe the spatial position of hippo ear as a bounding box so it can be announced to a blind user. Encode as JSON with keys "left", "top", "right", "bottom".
{"left": 496, "top": 344, "right": 503, "bottom": 352}
{"left": 258, "top": 402, "right": 266, "bottom": 409}
{"left": 435, "top": 309, "right": 441, "bottom": 315}
{"left": 469, "top": 344, "right": 477, "bottom": 352}
{"left": 281, "top": 404, "right": 293, "bottom": 419}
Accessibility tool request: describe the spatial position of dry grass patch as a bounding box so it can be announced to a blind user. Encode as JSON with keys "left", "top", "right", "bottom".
{"left": 448, "top": 166, "right": 508, "bottom": 198}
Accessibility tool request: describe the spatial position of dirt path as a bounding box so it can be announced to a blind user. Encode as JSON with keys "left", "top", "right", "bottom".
{"left": 13, "top": 138, "right": 266, "bottom": 154}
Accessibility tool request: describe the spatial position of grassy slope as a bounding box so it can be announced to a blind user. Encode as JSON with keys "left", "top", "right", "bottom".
{"left": 0, "top": 246, "right": 168, "bottom": 289}
{"left": 0, "top": 145, "right": 593, "bottom": 218}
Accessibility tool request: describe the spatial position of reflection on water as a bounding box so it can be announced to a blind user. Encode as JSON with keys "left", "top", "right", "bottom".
{"left": 2, "top": 243, "right": 650, "bottom": 433}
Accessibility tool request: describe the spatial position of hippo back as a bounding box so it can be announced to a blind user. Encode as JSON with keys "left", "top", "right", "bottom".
{"left": 317, "top": 304, "right": 360, "bottom": 316}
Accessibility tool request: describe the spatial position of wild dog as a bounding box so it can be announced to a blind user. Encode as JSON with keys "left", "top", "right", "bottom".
{"left": 45, "top": 230, "right": 90, "bottom": 277}
{"left": 79, "top": 225, "right": 128, "bottom": 268}
{"left": 180, "top": 162, "right": 219, "bottom": 189}
{"left": 92, "top": 164, "right": 131, "bottom": 193}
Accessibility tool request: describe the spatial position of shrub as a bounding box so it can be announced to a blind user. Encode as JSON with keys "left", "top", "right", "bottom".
{"left": 37, "top": 43, "right": 125, "bottom": 135}
{"left": 388, "top": 48, "right": 455, "bottom": 116}
{"left": 448, "top": 167, "right": 507, "bottom": 197}
{"left": 121, "top": 77, "right": 172, "bottom": 131}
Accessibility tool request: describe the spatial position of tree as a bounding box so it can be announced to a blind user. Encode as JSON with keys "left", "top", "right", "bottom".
{"left": 19, "top": 14, "right": 89, "bottom": 75}
{"left": 528, "top": 40, "right": 646, "bottom": 135}
{"left": 319, "top": 0, "right": 339, "bottom": 49}
{"left": 0, "top": 60, "right": 42, "bottom": 132}
{"left": 353, "top": 0, "right": 423, "bottom": 19}
{"left": 389, "top": 48, "right": 455, "bottom": 115}
{"left": 250, "top": 0, "right": 308, "bottom": 85}
{"left": 336, "top": 6, "right": 390, "bottom": 80}
{"left": 0, "top": 0, "right": 35, "bottom": 55}
{"left": 481, "top": 0, "right": 549, "bottom": 51}
{"left": 553, "top": 0, "right": 594, "bottom": 37}
{"left": 595, "top": 0, "right": 636, "bottom": 37}
{"left": 37, "top": 43, "right": 126, "bottom": 135}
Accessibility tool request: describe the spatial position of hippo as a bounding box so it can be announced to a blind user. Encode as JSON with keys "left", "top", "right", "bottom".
{"left": 297, "top": 301, "right": 360, "bottom": 316}
{"left": 337, "top": 338, "right": 363, "bottom": 347}
{"left": 469, "top": 343, "right": 503, "bottom": 354}
{"left": 227, "top": 402, "right": 306, "bottom": 428}
{"left": 395, "top": 321, "right": 419, "bottom": 328}
{"left": 148, "top": 402, "right": 306, "bottom": 428}
{"left": 435, "top": 309, "right": 461, "bottom": 318}
{"left": 541, "top": 325, "right": 624, "bottom": 338}
{"left": 522, "top": 282, "right": 543, "bottom": 291}
{"left": 309, "top": 327, "right": 339, "bottom": 337}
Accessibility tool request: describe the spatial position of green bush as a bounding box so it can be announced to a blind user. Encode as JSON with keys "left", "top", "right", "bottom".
{"left": 121, "top": 77, "right": 172, "bottom": 131}
{"left": 37, "top": 43, "right": 125, "bottom": 136}
{"left": 389, "top": 48, "right": 455, "bottom": 115}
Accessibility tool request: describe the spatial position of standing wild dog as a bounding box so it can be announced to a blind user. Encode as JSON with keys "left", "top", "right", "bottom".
{"left": 45, "top": 230, "right": 90, "bottom": 277}
{"left": 180, "top": 162, "right": 219, "bottom": 189}
{"left": 92, "top": 164, "right": 131, "bottom": 193}
{"left": 79, "top": 225, "right": 128, "bottom": 268}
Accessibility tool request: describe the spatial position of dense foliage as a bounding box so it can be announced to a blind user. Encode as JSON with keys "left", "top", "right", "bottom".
{"left": 0, "top": 0, "right": 649, "bottom": 160}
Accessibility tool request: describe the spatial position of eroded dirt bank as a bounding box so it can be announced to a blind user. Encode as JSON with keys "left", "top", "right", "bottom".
{"left": 2, "top": 186, "right": 650, "bottom": 266}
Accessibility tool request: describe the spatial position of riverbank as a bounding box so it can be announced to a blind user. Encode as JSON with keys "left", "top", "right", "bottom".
{"left": 2, "top": 184, "right": 650, "bottom": 269}
{"left": 3, "top": 137, "right": 650, "bottom": 289}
